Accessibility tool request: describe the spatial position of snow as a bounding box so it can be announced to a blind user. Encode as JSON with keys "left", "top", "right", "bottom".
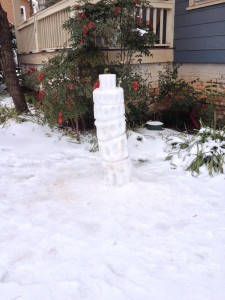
{"left": 0, "top": 84, "right": 7, "bottom": 92}
{"left": 1, "top": 96, "right": 225, "bottom": 300}
{"left": 146, "top": 121, "right": 163, "bottom": 126}
{"left": 133, "top": 28, "right": 148, "bottom": 36}
{"left": 165, "top": 129, "right": 225, "bottom": 175}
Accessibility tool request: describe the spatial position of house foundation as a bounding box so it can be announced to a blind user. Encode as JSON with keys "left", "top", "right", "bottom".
{"left": 178, "top": 63, "right": 225, "bottom": 122}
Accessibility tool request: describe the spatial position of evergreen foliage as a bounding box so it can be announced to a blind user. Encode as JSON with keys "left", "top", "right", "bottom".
{"left": 155, "top": 63, "right": 203, "bottom": 129}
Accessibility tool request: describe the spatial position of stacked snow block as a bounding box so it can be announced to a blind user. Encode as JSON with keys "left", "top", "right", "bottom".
{"left": 93, "top": 74, "right": 132, "bottom": 186}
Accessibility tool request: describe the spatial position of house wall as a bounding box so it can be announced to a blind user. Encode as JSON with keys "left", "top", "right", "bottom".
{"left": 20, "top": 0, "right": 32, "bottom": 21}
{"left": 174, "top": 0, "right": 225, "bottom": 121}
{"left": 1, "top": 0, "right": 14, "bottom": 23}
{"left": 1, "top": 0, "right": 32, "bottom": 24}
{"left": 174, "top": 0, "right": 225, "bottom": 63}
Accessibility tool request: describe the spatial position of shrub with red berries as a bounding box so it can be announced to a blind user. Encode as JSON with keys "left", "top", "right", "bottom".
{"left": 25, "top": 0, "right": 156, "bottom": 134}
{"left": 27, "top": 53, "right": 93, "bottom": 140}
{"left": 63, "top": 0, "right": 156, "bottom": 54}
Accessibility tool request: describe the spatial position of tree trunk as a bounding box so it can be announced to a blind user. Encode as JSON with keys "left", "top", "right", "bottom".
{"left": 0, "top": 4, "right": 28, "bottom": 112}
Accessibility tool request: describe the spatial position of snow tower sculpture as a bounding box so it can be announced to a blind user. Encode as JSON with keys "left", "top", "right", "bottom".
{"left": 93, "top": 74, "right": 132, "bottom": 186}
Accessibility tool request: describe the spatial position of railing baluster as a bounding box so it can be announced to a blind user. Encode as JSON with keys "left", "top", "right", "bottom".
{"left": 159, "top": 8, "right": 164, "bottom": 45}
{"left": 139, "top": 7, "right": 143, "bottom": 25}
{"left": 59, "top": 12, "right": 62, "bottom": 46}
{"left": 51, "top": 16, "right": 53, "bottom": 47}
{"left": 146, "top": 7, "right": 150, "bottom": 27}
{"left": 153, "top": 8, "right": 157, "bottom": 35}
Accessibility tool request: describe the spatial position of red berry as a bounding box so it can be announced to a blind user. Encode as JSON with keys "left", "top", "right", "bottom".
{"left": 114, "top": 6, "right": 120, "bottom": 16}
{"left": 133, "top": 81, "right": 139, "bottom": 91}
{"left": 68, "top": 84, "right": 73, "bottom": 90}
{"left": 37, "top": 91, "right": 44, "bottom": 101}
{"left": 88, "top": 22, "right": 95, "bottom": 29}
{"left": 37, "top": 73, "right": 44, "bottom": 82}
{"left": 58, "top": 117, "right": 63, "bottom": 124}
{"left": 93, "top": 81, "right": 100, "bottom": 90}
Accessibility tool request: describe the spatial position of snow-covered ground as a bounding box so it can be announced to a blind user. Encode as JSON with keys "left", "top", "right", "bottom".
{"left": 0, "top": 96, "right": 225, "bottom": 300}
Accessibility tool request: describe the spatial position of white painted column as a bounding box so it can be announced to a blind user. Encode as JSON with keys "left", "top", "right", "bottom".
{"left": 93, "top": 74, "right": 132, "bottom": 186}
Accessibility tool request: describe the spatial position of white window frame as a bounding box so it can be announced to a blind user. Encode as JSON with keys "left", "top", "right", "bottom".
{"left": 20, "top": 6, "right": 26, "bottom": 21}
{"left": 187, "top": 0, "right": 225, "bottom": 10}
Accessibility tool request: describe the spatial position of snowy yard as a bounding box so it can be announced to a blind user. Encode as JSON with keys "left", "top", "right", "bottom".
{"left": 0, "top": 96, "right": 225, "bottom": 300}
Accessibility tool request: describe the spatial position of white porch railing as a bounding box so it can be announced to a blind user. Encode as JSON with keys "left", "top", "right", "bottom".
{"left": 16, "top": 0, "right": 174, "bottom": 54}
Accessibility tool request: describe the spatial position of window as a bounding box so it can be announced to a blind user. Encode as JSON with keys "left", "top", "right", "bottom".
{"left": 188, "top": 0, "right": 225, "bottom": 10}
{"left": 20, "top": 6, "right": 26, "bottom": 21}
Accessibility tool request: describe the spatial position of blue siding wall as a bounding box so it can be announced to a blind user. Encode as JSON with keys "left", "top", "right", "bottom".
{"left": 174, "top": 0, "right": 225, "bottom": 63}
